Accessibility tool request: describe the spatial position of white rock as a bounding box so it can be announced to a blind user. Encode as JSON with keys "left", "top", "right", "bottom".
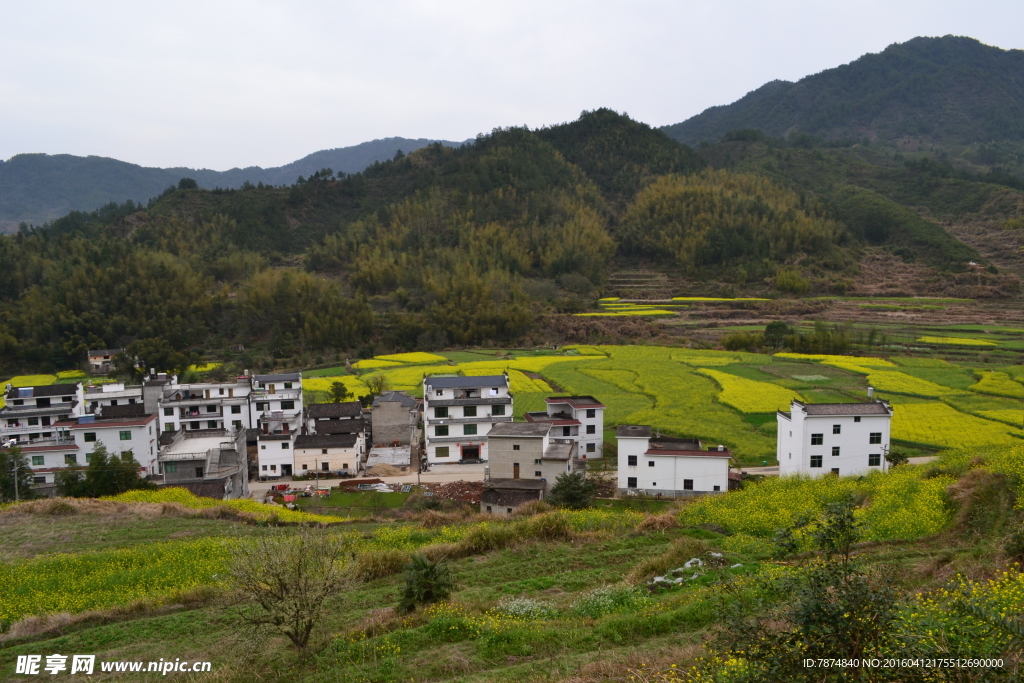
{"left": 683, "top": 558, "right": 704, "bottom": 569}
{"left": 710, "top": 552, "right": 723, "bottom": 558}
{"left": 731, "top": 563, "right": 743, "bottom": 568}
{"left": 688, "top": 572, "right": 702, "bottom": 580}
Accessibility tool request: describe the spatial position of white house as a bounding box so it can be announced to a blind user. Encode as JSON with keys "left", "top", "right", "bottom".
{"left": 422, "top": 374, "right": 512, "bottom": 463}
{"left": 1, "top": 383, "right": 86, "bottom": 445}
{"left": 293, "top": 434, "right": 359, "bottom": 476}
{"left": 616, "top": 425, "right": 731, "bottom": 497}
{"left": 157, "top": 379, "right": 253, "bottom": 434}
{"left": 777, "top": 400, "right": 892, "bottom": 477}
{"left": 87, "top": 348, "right": 121, "bottom": 375}
{"left": 84, "top": 382, "right": 143, "bottom": 414}
{"left": 524, "top": 395, "right": 605, "bottom": 458}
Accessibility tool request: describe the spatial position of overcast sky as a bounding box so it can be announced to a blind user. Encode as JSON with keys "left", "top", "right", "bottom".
{"left": 2, "top": 0, "right": 1022, "bottom": 170}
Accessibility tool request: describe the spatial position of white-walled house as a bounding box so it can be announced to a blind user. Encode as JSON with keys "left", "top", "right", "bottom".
{"left": 1, "top": 383, "right": 86, "bottom": 445}
{"left": 293, "top": 434, "right": 359, "bottom": 476}
{"left": 524, "top": 396, "right": 605, "bottom": 458}
{"left": 616, "top": 425, "right": 731, "bottom": 497}
{"left": 157, "top": 379, "right": 253, "bottom": 434}
{"left": 423, "top": 374, "right": 512, "bottom": 463}
{"left": 777, "top": 400, "right": 892, "bottom": 477}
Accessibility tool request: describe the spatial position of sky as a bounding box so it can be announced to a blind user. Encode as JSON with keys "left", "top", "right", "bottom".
{"left": 2, "top": 0, "right": 1023, "bottom": 171}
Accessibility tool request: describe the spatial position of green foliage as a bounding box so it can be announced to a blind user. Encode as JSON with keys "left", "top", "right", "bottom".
{"left": 328, "top": 381, "right": 350, "bottom": 403}
{"left": 397, "top": 553, "right": 454, "bottom": 614}
{"left": 616, "top": 169, "right": 845, "bottom": 274}
{"left": 774, "top": 269, "right": 810, "bottom": 295}
{"left": 547, "top": 472, "right": 598, "bottom": 510}
{"left": 0, "top": 447, "right": 35, "bottom": 502}
{"left": 54, "top": 443, "right": 155, "bottom": 498}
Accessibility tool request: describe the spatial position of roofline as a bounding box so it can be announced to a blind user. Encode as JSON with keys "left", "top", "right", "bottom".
{"left": 644, "top": 449, "right": 732, "bottom": 457}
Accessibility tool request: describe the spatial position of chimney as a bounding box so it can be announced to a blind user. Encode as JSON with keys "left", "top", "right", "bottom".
{"left": 867, "top": 387, "right": 874, "bottom": 399}
{"left": 718, "top": 445, "right": 724, "bottom": 451}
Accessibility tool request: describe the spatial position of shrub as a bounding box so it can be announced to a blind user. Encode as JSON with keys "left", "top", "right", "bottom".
{"left": 547, "top": 472, "right": 598, "bottom": 510}
{"left": 625, "top": 537, "right": 713, "bottom": 584}
{"left": 520, "top": 512, "right": 575, "bottom": 541}
{"left": 775, "top": 269, "right": 810, "bottom": 295}
{"left": 398, "top": 554, "right": 454, "bottom": 614}
{"left": 355, "top": 549, "right": 410, "bottom": 581}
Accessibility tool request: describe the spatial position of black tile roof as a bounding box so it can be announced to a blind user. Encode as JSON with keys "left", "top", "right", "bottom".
{"left": 5, "top": 384, "right": 79, "bottom": 399}
{"left": 317, "top": 418, "right": 365, "bottom": 434}
{"left": 295, "top": 434, "right": 358, "bottom": 449}
{"left": 798, "top": 401, "right": 891, "bottom": 416}
{"left": 488, "top": 423, "right": 550, "bottom": 437}
{"left": 373, "top": 391, "right": 417, "bottom": 408}
{"left": 253, "top": 373, "right": 301, "bottom": 382}
{"left": 307, "top": 401, "right": 362, "bottom": 418}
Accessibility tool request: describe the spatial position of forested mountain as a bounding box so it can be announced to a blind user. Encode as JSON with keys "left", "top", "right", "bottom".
{"left": 0, "top": 137, "right": 466, "bottom": 230}
{"left": 663, "top": 36, "right": 1024, "bottom": 155}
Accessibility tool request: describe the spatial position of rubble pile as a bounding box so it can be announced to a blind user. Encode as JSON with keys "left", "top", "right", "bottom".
{"left": 422, "top": 480, "right": 485, "bottom": 504}
{"left": 365, "top": 464, "right": 405, "bottom": 477}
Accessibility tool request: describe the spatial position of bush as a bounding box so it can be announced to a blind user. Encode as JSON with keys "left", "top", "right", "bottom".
{"left": 775, "top": 269, "right": 810, "bottom": 295}
{"left": 547, "top": 472, "right": 598, "bottom": 510}
{"left": 355, "top": 549, "right": 410, "bottom": 581}
{"left": 398, "top": 554, "right": 454, "bottom": 614}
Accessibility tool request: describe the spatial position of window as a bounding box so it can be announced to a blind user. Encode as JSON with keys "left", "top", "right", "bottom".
{"left": 64, "top": 454, "right": 76, "bottom": 465}
{"left": 164, "top": 423, "right": 175, "bottom": 432}
{"left": 281, "top": 400, "right": 295, "bottom": 410}
{"left": 628, "top": 455, "right": 637, "bottom": 466}
{"left": 34, "top": 476, "right": 46, "bottom": 484}
{"left": 534, "top": 459, "right": 542, "bottom": 464}
{"left": 486, "top": 505, "right": 492, "bottom": 513}
{"left": 37, "top": 398, "right": 51, "bottom": 407}
{"left": 586, "top": 408, "right": 596, "bottom": 418}
{"left": 256, "top": 402, "right": 269, "bottom": 411}
{"left": 13, "top": 399, "right": 22, "bottom": 406}
{"left": 535, "top": 471, "right": 542, "bottom": 476}
{"left": 232, "top": 420, "right": 242, "bottom": 429}
{"left": 831, "top": 468, "right": 840, "bottom": 475}
{"left": 435, "top": 447, "right": 450, "bottom": 458}
{"left": 832, "top": 447, "right": 840, "bottom": 456}
{"left": 683, "top": 479, "right": 694, "bottom": 490}
{"left": 586, "top": 425, "right": 595, "bottom": 435}
{"left": 84, "top": 432, "right": 97, "bottom": 442}
{"left": 648, "top": 460, "right": 655, "bottom": 467}
{"left": 302, "top": 464, "right": 308, "bottom": 470}
{"left": 586, "top": 443, "right": 596, "bottom": 453}
{"left": 868, "top": 453, "right": 881, "bottom": 467}
{"left": 435, "top": 425, "right": 449, "bottom": 437}
{"left": 713, "top": 485, "right": 721, "bottom": 491}
{"left": 164, "top": 407, "right": 173, "bottom": 416}
{"left": 513, "top": 444, "right": 520, "bottom": 450}
{"left": 28, "top": 417, "right": 38, "bottom": 426}
{"left": 491, "top": 404, "right": 505, "bottom": 416}
{"left": 261, "top": 445, "right": 266, "bottom": 450}
{"left": 262, "top": 465, "right": 267, "bottom": 471}
{"left": 269, "top": 464, "right": 276, "bottom": 471}
{"left": 854, "top": 416, "right": 861, "bottom": 423}
{"left": 833, "top": 424, "right": 841, "bottom": 434}
{"left": 120, "top": 430, "right": 131, "bottom": 440}
{"left": 322, "top": 462, "right": 329, "bottom": 471}
{"left": 810, "top": 455, "right": 823, "bottom": 468}
{"left": 562, "top": 427, "right": 571, "bottom": 436}
{"left": 284, "top": 382, "right": 293, "bottom": 389}
{"left": 191, "top": 422, "right": 199, "bottom": 430}
{"left": 321, "top": 448, "right": 328, "bottom": 454}
{"left": 627, "top": 477, "right": 637, "bottom": 488}
{"left": 166, "top": 463, "right": 178, "bottom": 473}
{"left": 282, "top": 442, "right": 290, "bottom": 449}
{"left": 435, "top": 407, "right": 448, "bottom": 418}
{"left": 207, "top": 405, "right": 217, "bottom": 413}
{"left": 435, "top": 390, "right": 443, "bottom": 397}
{"left": 29, "top": 433, "right": 39, "bottom": 440}
{"left": 32, "top": 455, "right": 44, "bottom": 465}
{"left": 811, "top": 433, "right": 823, "bottom": 445}
{"left": 219, "top": 388, "right": 224, "bottom": 396}
{"left": 463, "top": 405, "right": 477, "bottom": 417}
{"left": 869, "top": 432, "right": 882, "bottom": 444}
{"left": 231, "top": 405, "right": 241, "bottom": 414}
{"left": 490, "top": 388, "right": 498, "bottom": 395}
{"left": 196, "top": 467, "right": 204, "bottom": 478}
{"left": 463, "top": 424, "right": 477, "bottom": 436}
{"left": 208, "top": 420, "right": 218, "bottom": 429}
{"left": 343, "top": 463, "right": 349, "bottom": 470}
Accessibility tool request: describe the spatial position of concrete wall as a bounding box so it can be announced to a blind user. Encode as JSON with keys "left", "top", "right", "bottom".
{"left": 294, "top": 446, "right": 358, "bottom": 473}
{"left": 487, "top": 436, "right": 544, "bottom": 480}
{"left": 779, "top": 410, "right": 891, "bottom": 478}
{"left": 372, "top": 401, "right": 411, "bottom": 445}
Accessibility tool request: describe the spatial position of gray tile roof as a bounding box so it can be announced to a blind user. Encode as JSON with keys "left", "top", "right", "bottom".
{"left": 488, "top": 422, "right": 550, "bottom": 437}
{"left": 5, "top": 384, "right": 79, "bottom": 399}
{"left": 253, "top": 373, "right": 302, "bottom": 382}
{"left": 798, "top": 402, "right": 891, "bottom": 416}
{"left": 373, "top": 391, "right": 417, "bottom": 408}
{"left": 425, "top": 375, "right": 507, "bottom": 389}
{"left": 295, "top": 434, "right": 358, "bottom": 449}
{"left": 307, "top": 401, "right": 362, "bottom": 418}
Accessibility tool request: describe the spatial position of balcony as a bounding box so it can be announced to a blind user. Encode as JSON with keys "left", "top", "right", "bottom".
{"left": 179, "top": 409, "right": 223, "bottom": 419}
{"left": 250, "top": 389, "right": 301, "bottom": 400}
{"left": 426, "top": 415, "right": 513, "bottom": 424}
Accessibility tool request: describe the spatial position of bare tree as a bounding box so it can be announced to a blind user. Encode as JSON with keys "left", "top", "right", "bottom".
{"left": 228, "top": 529, "right": 351, "bottom": 648}
{"left": 364, "top": 375, "right": 390, "bottom": 396}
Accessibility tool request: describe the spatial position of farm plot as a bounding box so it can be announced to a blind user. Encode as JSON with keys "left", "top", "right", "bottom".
{"left": 969, "top": 371, "right": 1024, "bottom": 399}
{"left": 891, "top": 403, "right": 1024, "bottom": 449}
{"left": 697, "top": 368, "right": 802, "bottom": 413}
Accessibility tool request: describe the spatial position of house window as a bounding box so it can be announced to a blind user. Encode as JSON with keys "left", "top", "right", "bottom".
{"left": 208, "top": 420, "right": 218, "bottom": 429}
{"left": 586, "top": 443, "right": 596, "bottom": 453}
{"left": 833, "top": 424, "right": 841, "bottom": 434}
{"left": 435, "top": 407, "right": 448, "bottom": 418}
{"left": 535, "top": 471, "right": 542, "bottom": 476}
{"left": 232, "top": 420, "right": 242, "bottom": 428}
{"left": 810, "top": 455, "right": 823, "bottom": 468}
{"left": 166, "top": 463, "right": 178, "bottom": 473}
{"left": 869, "top": 433, "right": 882, "bottom": 444}
{"left": 64, "top": 454, "right": 76, "bottom": 465}
{"left": 262, "top": 465, "right": 267, "bottom": 471}
{"left": 463, "top": 424, "right": 477, "bottom": 436}
{"left": 832, "top": 447, "right": 840, "bottom": 456}
{"left": 207, "top": 405, "right": 217, "bottom": 413}
{"left": 28, "top": 417, "right": 38, "bottom": 426}
{"left": 281, "top": 400, "right": 295, "bottom": 410}
{"left": 513, "top": 444, "right": 520, "bottom": 451}
{"left": 586, "top": 408, "right": 596, "bottom": 418}
{"left": 343, "top": 463, "right": 349, "bottom": 470}
{"left": 321, "top": 448, "right": 328, "bottom": 454}
{"left": 492, "top": 405, "right": 505, "bottom": 416}
{"left": 562, "top": 427, "right": 571, "bottom": 437}
{"left": 261, "top": 445, "right": 266, "bottom": 450}
{"left": 196, "top": 467, "right": 204, "bottom": 478}
{"left": 231, "top": 405, "right": 241, "bottom": 414}
{"left": 586, "top": 425, "right": 595, "bottom": 435}
{"left": 831, "top": 468, "right": 840, "bottom": 475}
{"left": 628, "top": 455, "right": 637, "bottom": 466}
{"left": 648, "top": 460, "right": 655, "bottom": 467}
{"left": 164, "top": 408, "right": 173, "bottom": 416}
{"left": 282, "top": 443, "right": 289, "bottom": 449}
{"left": 869, "top": 453, "right": 882, "bottom": 466}
{"left": 435, "top": 390, "right": 443, "bottom": 397}
{"left": 191, "top": 422, "right": 200, "bottom": 430}
{"left": 302, "top": 464, "right": 308, "bottom": 470}
{"left": 120, "top": 430, "right": 131, "bottom": 440}
{"left": 84, "top": 432, "right": 97, "bottom": 442}
{"left": 284, "top": 382, "right": 293, "bottom": 389}
{"left": 165, "top": 423, "right": 175, "bottom": 432}
{"left": 713, "top": 485, "right": 721, "bottom": 491}
{"left": 270, "top": 464, "right": 276, "bottom": 471}
{"left": 219, "top": 388, "right": 225, "bottom": 396}
{"left": 854, "top": 416, "right": 861, "bottom": 423}
{"left": 322, "top": 463, "right": 329, "bottom": 471}
{"left": 256, "top": 402, "right": 269, "bottom": 411}
{"left": 32, "top": 455, "right": 44, "bottom": 465}
{"left": 534, "top": 459, "right": 542, "bottom": 464}
{"left": 683, "top": 479, "right": 693, "bottom": 490}
{"left": 435, "top": 447, "right": 450, "bottom": 458}
{"left": 463, "top": 406, "right": 477, "bottom": 417}
{"left": 435, "top": 425, "right": 449, "bottom": 437}
{"left": 811, "top": 434, "right": 823, "bottom": 445}
{"left": 34, "top": 476, "right": 46, "bottom": 484}
{"left": 13, "top": 400, "right": 22, "bottom": 406}
{"left": 627, "top": 477, "right": 637, "bottom": 488}
{"left": 490, "top": 388, "right": 499, "bottom": 395}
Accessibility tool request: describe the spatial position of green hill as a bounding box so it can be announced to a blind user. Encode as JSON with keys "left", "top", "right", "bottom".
{"left": 663, "top": 36, "right": 1024, "bottom": 150}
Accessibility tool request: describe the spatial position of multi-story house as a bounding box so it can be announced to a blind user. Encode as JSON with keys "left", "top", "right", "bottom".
{"left": 158, "top": 428, "right": 248, "bottom": 499}
{"left": 87, "top": 348, "right": 121, "bottom": 375}
{"left": 251, "top": 373, "right": 303, "bottom": 475}
{"left": 524, "top": 395, "right": 605, "bottom": 458}
{"left": 616, "top": 425, "right": 732, "bottom": 497}
{"left": 371, "top": 391, "right": 419, "bottom": 446}
{"left": 157, "top": 379, "right": 253, "bottom": 434}
{"left": 1, "top": 383, "right": 86, "bottom": 445}
{"left": 777, "top": 400, "right": 893, "bottom": 477}
{"left": 293, "top": 434, "right": 359, "bottom": 476}
{"left": 83, "top": 382, "right": 144, "bottom": 414}
{"left": 422, "top": 374, "right": 512, "bottom": 463}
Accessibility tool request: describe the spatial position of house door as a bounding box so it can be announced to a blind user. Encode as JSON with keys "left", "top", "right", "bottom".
{"left": 460, "top": 445, "right": 479, "bottom": 461}
{"left": 281, "top": 464, "right": 292, "bottom": 476}
{"left": 513, "top": 463, "right": 520, "bottom": 479}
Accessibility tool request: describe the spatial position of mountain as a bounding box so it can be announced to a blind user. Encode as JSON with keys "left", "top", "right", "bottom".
{"left": 662, "top": 36, "right": 1024, "bottom": 149}
{"left": 0, "top": 137, "right": 467, "bottom": 231}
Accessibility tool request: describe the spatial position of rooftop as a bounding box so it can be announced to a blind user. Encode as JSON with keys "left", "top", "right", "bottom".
{"left": 88, "top": 348, "right": 121, "bottom": 357}
{"left": 162, "top": 433, "right": 235, "bottom": 459}
{"left": 296, "top": 434, "right": 358, "bottom": 449}
{"left": 307, "top": 401, "right": 362, "bottom": 419}
{"left": 545, "top": 395, "right": 604, "bottom": 408}
{"left": 253, "top": 373, "right": 302, "bottom": 383}
{"left": 617, "top": 425, "right": 652, "bottom": 438}
{"left": 373, "top": 391, "right": 417, "bottom": 408}
{"left": 645, "top": 448, "right": 732, "bottom": 458}
{"left": 366, "top": 445, "right": 412, "bottom": 467}
{"left": 5, "top": 384, "right": 79, "bottom": 399}
{"left": 794, "top": 401, "right": 892, "bottom": 416}
{"left": 486, "top": 478, "right": 546, "bottom": 491}
{"left": 55, "top": 414, "right": 156, "bottom": 428}
{"left": 649, "top": 436, "right": 703, "bottom": 451}
{"left": 488, "top": 422, "right": 551, "bottom": 438}
{"left": 425, "top": 375, "right": 507, "bottom": 389}
{"left": 543, "top": 440, "right": 576, "bottom": 460}
{"left": 317, "top": 418, "right": 365, "bottom": 434}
